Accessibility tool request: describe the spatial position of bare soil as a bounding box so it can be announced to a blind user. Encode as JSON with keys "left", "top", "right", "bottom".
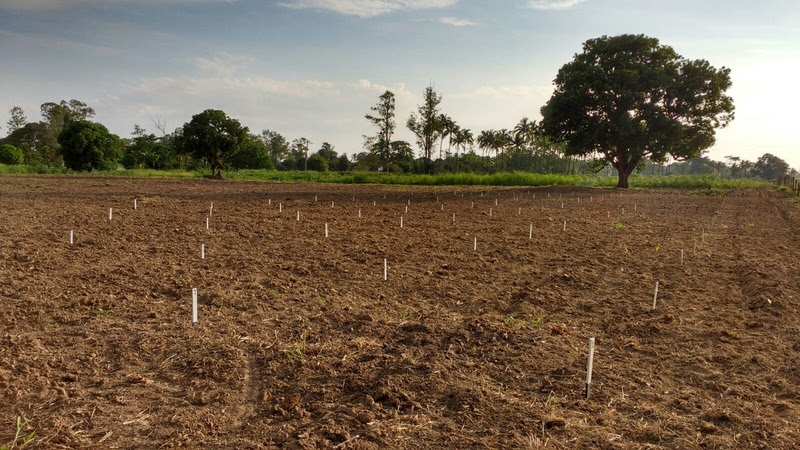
{"left": 1, "top": 175, "right": 799, "bottom": 449}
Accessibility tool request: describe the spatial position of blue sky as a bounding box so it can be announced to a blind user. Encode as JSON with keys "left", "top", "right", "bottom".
{"left": 1, "top": 0, "right": 798, "bottom": 169}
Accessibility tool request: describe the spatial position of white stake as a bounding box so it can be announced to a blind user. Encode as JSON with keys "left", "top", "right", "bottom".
{"left": 680, "top": 249, "right": 684, "bottom": 266}
{"left": 201, "top": 244, "right": 205, "bottom": 259}
{"left": 315, "top": 195, "right": 318, "bottom": 202}
{"left": 331, "top": 201, "right": 335, "bottom": 208}
{"left": 471, "top": 201, "right": 474, "bottom": 208}
{"left": 279, "top": 203, "right": 283, "bottom": 213}
{"left": 518, "top": 207, "right": 521, "bottom": 215}
{"left": 441, "top": 204, "right": 444, "bottom": 211}
{"left": 134, "top": 199, "right": 137, "bottom": 210}
{"left": 529, "top": 224, "right": 533, "bottom": 240}
{"left": 192, "top": 288, "right": 198, "bottom": 326}
{"left": 108, "top": 208, "right": 113, "bottom": 221}
{"left": 400, "top": 216, "right": 403, "bottom": 228}
{"left": 206, "top": 217, "right": 209, "bottom": 229}
{"left": 561, "top": 201, "right": 564, "bottom": 209}
{"left": 405, "top": 205, "right": 408, "bottom": 214}
{"left": 325, "top": 223, "right": 329, "bottom": 238}
{"left": 473, "top": 237, "right": 477, "bottom": 251}
{"left": 373, "top": 201, "right": 376, "bottom": 206}
{"left": 383, "top": 258, "right": 387, "bottom": 281}
{"left": 358, "top": 209, "right": 362, "bottom": 218}
{"left": 296, "top": 211, "right": 300, "bottom": 221}
{"left": 652, "top": 281, "right": 659, "bottom": 310}
{"left": 268, "top": 199, "right": 271, "bottom": 205}
{"left": 452, "top": 213, "right": 455, "bottom": 223}
{"left": 495, "top": 198, "right": 498, "bottom": 206}
{"left": 210, "top": 202, "right": 213, "bottom": 216}
{"left": 585, "top": 337, "right": 595, "bottom": 399}
{"left": 69, "top": 230, "right": 74, "bottom": 245}
{"left": 563, "top": 220, "right": 567, "bottom": 232}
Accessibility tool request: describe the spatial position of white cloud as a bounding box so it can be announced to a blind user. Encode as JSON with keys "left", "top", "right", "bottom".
{"left": 0, "top": 0, "right": 235, "bottom": 11}
{"left": 438, "top": 16, "right": 477, "bottom": 26}
{"left": 194, "top": 52, "right": 254, "bottom": 76}
{"left": 528, "top": 0, "right": 586, "bottom": 10}
{"left": 278, "top": 0, "right": 458, "bottom": 18}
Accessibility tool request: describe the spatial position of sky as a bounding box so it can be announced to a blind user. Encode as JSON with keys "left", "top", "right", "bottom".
{"left": 0, "top": 0, "right": 798, "bottom": 169}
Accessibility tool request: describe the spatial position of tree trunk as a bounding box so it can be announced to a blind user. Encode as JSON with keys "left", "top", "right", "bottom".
{"left": 210, "top": 163, "right": 223, "bottom": 179}
{"left": 616, "top": 170, "right": 629, "bottom": 188}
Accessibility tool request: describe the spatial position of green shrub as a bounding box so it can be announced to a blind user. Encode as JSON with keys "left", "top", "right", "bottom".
{"left": 0, "top": 144, "right": 24, "bottom": 165}
{"left": 306, "top": 154, "right": 329, "bottom": 172}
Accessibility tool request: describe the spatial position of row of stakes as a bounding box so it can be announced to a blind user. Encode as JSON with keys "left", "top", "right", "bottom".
{"left": 64, "top": 191, "right": 712, "bottom": 400}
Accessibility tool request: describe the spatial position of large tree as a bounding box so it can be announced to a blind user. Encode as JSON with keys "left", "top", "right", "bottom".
{"left": 365, "top": 90, "right": 396, "bottom": 170}
{"left": 182, "top": 109, "right": 248, "bottom": 178}
{"left": 753, "top": 153, "right": 790, "bottom": 180}
{"left": 407, "top": 85, "right": 442, "bottom": 173}
{"left": 540, "top": 34, "right": 735, "bottom": 188}
{"left": 58, "top": 120, "right": 122, "bottom": 171}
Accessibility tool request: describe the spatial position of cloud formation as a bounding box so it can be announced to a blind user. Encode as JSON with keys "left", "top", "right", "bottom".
{"left": 528, "top": 0, "right": 586, "bottom": 10}
{"left": 0, "top": 0, "right": 235, "bottom": 11}
{"left": 278, "top": 0, "right": 457, "bottom": 18}
{"left": 438, "top": 16, "right": 477, "bottom": 26}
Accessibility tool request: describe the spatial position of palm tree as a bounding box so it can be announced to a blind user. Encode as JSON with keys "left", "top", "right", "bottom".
{"left": 451, "top": 128, "right": 473, "bottom": 172}
{"left": 436, "top": 114, "right": 456, "bottom": 160}
{"left": 496, "top": 129, "right": 512, "bottom": 172}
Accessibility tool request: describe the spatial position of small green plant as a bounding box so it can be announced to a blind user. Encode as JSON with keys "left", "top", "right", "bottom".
{"left": 611, "top": 221, "right": 625, "bottom": 229}
{"left": 503, "top": 312, "right": 546, "bottom": 328}
{"left": 95, "top": 308, "right": 111, "bottom": 315}
{"left": 1, "top": 416, "right": 35, "bottom": 449}
{"left": 286, "top": 343, "right": 305, "bottom": 361}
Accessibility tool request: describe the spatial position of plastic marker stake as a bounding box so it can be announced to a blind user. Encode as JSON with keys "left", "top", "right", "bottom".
{"left": 192, "top": 288, "right": 198, "bottom": 326}
{"left": 331, "top": 201, "right": 334, "bottom": 208}
{"left": 405, "top": 205, "right": 408, "bottom": 214}
{"left": 383, "top": 259, "right": 387, "bottom": 281}
{"left": 680, "top": 249, "right": 684, "bottom": 266}
{"left": 452, "top": 213, "right": 455, "bottom": 223}
{"left": 206, "top": 217, "right": 209, "bottom": 229}
{"left": 473, "top": 237, "right": 477, "bottom": 251}
{"left": 358, "top": 210, "right": 362, "bottom": 218}
{"left": 400, "top": 216, "right": 403, "bottom": 228}
{"left": 652, "top": 281, "right": 660, "bottom": 310}
{"left": 210, "top": 202, "right": 213, "bottom": 216}
{"left": 279, "top": 203, "right": 282, "bottom": 213}
{"left": 529, "top": 224, "right": 533, "bottom": 240}
{"left": 315, "top": 195, "right": 318, "bottom": 201}
{"left": 296, "top": 211, "right": 300, "bottom": 221}
{"left": 585, "top": 338, "right": 595, "bottom": 399}
{"left": 134, "top": 199, "right": 137, "bottom": 210}
{"left": 69, "top": 230, "right": 74, "bottom": 245}
{"left": 563, "top": 220, "right": 567, "bottom": 232}
{"left": 201, "top": 244, "right": 205, "bottom": 259}
{"left": 325, "top": 223, "right": 329, "bottom": 238}
{"left": 489, "top": 208, "right": 492, "bottom": 218}
{"left": 108, "top": 208, "right": 113, "bottom": 221}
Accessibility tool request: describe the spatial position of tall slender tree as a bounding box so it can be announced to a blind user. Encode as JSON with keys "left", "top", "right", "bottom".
{"left": 407, "top": 85, "right": 442, "bottom": 173}
{"left": 365, "top": 90, "right": 396, "bottom": 170}
{"left": 6, "top": 106, "right": 27, "bottom": 134}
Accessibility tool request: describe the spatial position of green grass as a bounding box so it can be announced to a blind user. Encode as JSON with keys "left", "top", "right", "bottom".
{"left": 0, "top": 164, "right": 774, "bottom": 189}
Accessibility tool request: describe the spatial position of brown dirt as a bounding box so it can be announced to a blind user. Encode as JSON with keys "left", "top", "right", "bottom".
{"left": 1, "top": 175, "right": 799, "bottom": 449}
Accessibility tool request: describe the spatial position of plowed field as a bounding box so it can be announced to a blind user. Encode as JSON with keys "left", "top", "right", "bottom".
{"left": 1, "top": 175, "right": 799, "bottom": 448}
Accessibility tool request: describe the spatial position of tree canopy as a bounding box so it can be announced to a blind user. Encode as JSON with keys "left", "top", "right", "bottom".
{"left": 181, "top": 109, "right": 248, "bottom": 178}
{"left": 540, "top": 34, "right": 735, "bottom": 187}
{"left": 57, "top": 120, "right": 122, "bottom": 171}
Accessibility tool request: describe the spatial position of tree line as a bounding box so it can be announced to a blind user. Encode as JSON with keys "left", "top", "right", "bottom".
{"left": 0, "top": 35, "right": 796, "bottom": 185}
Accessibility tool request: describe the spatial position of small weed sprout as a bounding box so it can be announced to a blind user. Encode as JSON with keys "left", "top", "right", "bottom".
{"left": 503, "top": 312, "right": 546, "bottom": 328}
{"left": 1, "top": 416, "right": 36, "bottom": 449}
{"left": 611, "top": 221, "right": 625, "bottom": 229}
{"left": 286, "top": 343, "right": 305, "bottom": 361}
